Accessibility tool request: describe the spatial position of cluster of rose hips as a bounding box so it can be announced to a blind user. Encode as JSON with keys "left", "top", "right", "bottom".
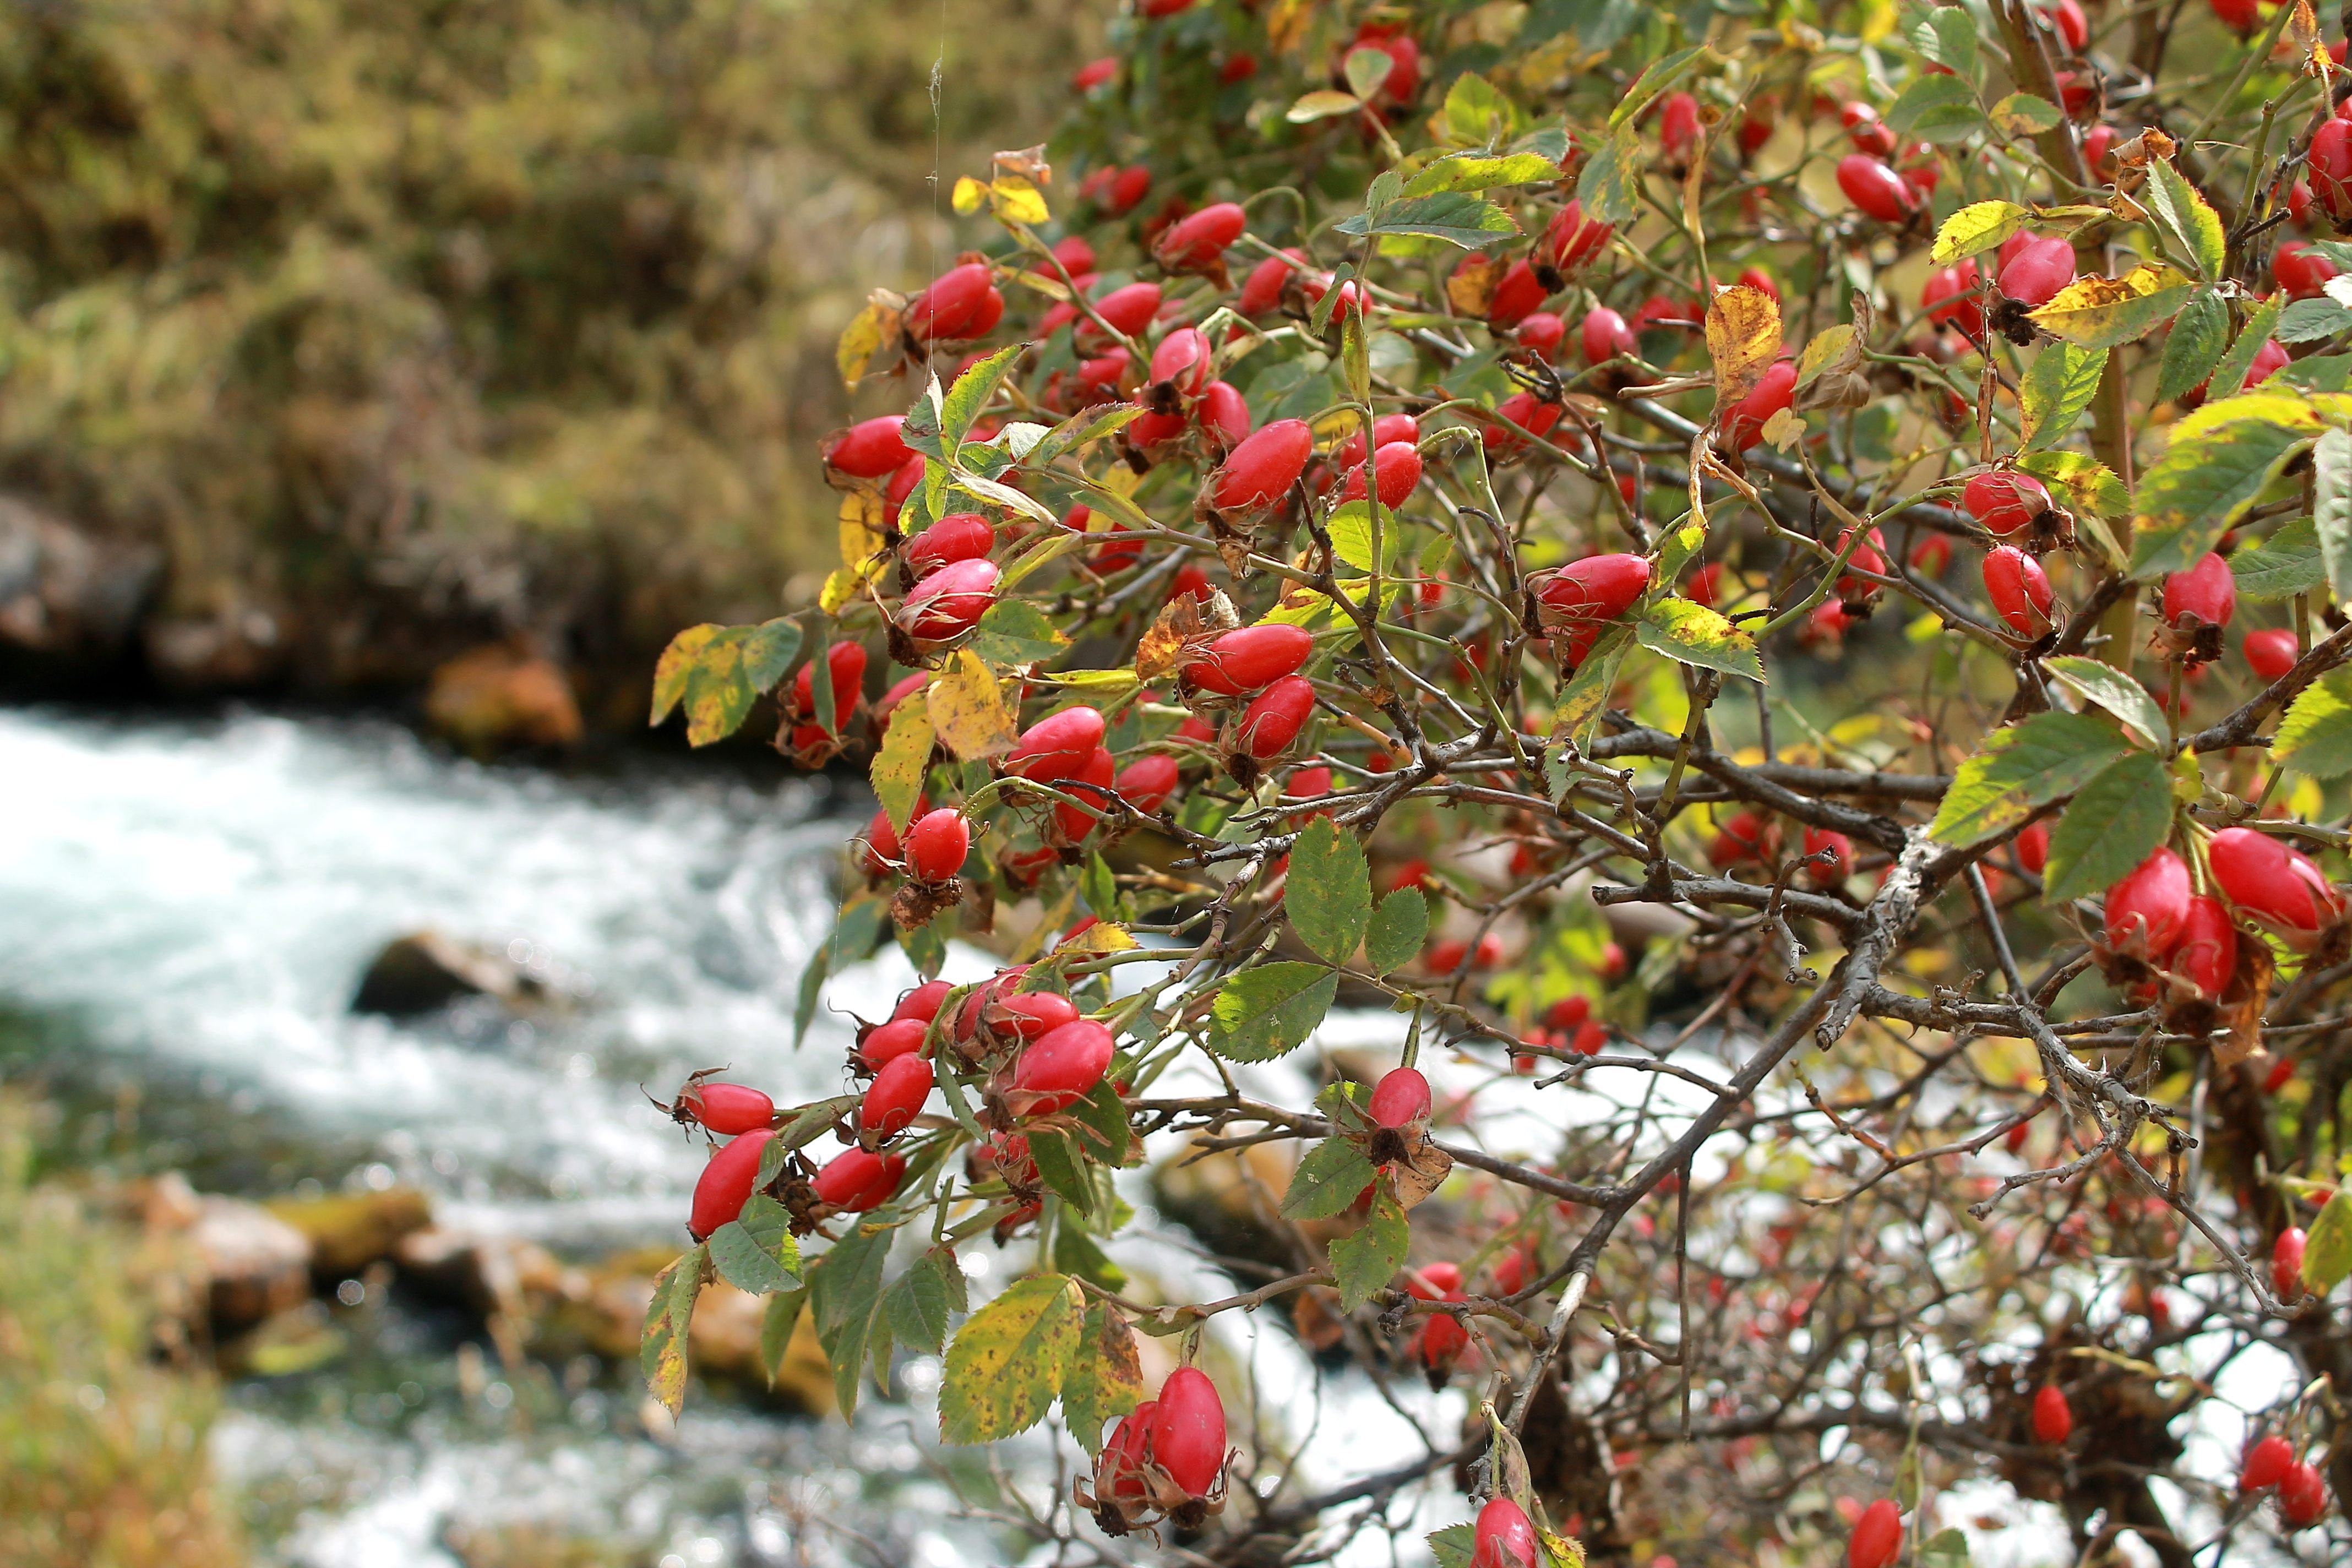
{"left": 2240, "top": 1432, "right": 2334, "bottom": 1528}
{"left": 2098, "top": 829, "right": 2345, "bottom": 1021}
{"left": 1076, "top": 1363, "right": 1231, "bottom": 1536}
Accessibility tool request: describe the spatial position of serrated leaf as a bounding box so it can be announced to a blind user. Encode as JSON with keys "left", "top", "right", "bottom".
{"left": 2274, "top": 667, "right": 2352, "bottom": 777}
{"left": 1288, "top": 89, "right": 1365, "bottom": 123}
{"left": 2233, "top": 516, "right": 2326, "bottom": 601}
{"left": 2144, "top": 159, "right": 2226, "bottom": 281}
{"left": 2045, "top": 655, "right": 2168, "bottom": 747}
{"left": 1069, "top": 1079, "right": 1131, "bottom": 1166}
{"left": 1930, "top": 711, "right": 2133, "bottom": 847}
{"left": 1551, "top": 623, "right": 1634, "bottom": 743}
{"left": 2156, "top": 291, "right": 2230, "bottom": 405}
{"left": 1931, "top": 201, "right": 2030, "bottom": 265}
{"left": 641, "top": 1245, "right": 706, "bottom": 1417}
{"left": 1989, "top": 92, "right": 2061, "bottom": 137}
{"left": 1325, "top": 500, "right": 1385, "bottom": 573}
{"left": 1609, "top": 45, "right": 1709, "bottom": 130}
{"left": 1705, "top": 283, "right": 1782, "bottom": 406}
{"left": 1028, "top": 1128, "right": 1094, "bottom": 1216}
{"left": 938, "top": 1272, "right": 1083, "bottom": 1444}
{"left": 651, "top": 619, "right": 805, "bottom": 745}
{"left": 1442, "top": 70, "right": 1521, "bottom": 145}
{"left": 2030, "top": 264, "right": 2198, "bottom": 351}
{"left": 1576, "top": 123, "right": 1645, "bottom": 228}
{"left": 1428, "top": 1523, "right": 1477, "bottom": 1568}
{"left": 2015, "top": 449, "right": 2128, "bottom": 520}
{"left": 2278, "top": 295, "right": 2352, "bottom": 344}
{"left": 929, "top": 649, "right": 1019, "bottom": 759}
{"left": 1636, "top": 596, "right": 1764, "bottom": 682}
{"left": 759, "top": 1286, "right": 807, "bottom": 1388}
{"left": 1913, "top": 5, "right": 1978, "bottom": 75}
{"left": 1289, "top": 818, "right": 1373, "bottom": 965}
{"left": 1364, "top": 888, "right": 1429, "bottom": 976}
{"left": 1335, "top": 191, "right": 1520, "bottom": 248}
{"left": 1329, "top": 1189, "right": 1409, "bottom": 1311}
{"left": 967, "top": 599, "right": 1070, "bottom": 666}
{"left": 2210, "top": 300, "right": 2285, "bottom": 401}
{"left": 709, "top": 1194, "right": 803, "bottom": 1295}
{"left": 2021, "top": 344, "right": 2108, "bottom": 451}
{"left": 2130, "top": 413, "right": 2315, "bottom": 579}
{"left": 1403, "top": 151, "right": 1559, "bottom": 195}
{"left": 872, "top": 692, "right": 934, "bottom": 837}
{"left": 1060, "top": 1302, "right": 1145, "bottom": 1454}
{"left": 2042, "top": 752, "right": 2174, "bottom": 902}
{"left": 1208, "top": 961, "right": 1340, "bottom": 1061}
{"left": 2304, "top": 1189, "right": 2352, "bottom": 1294}
{"left": 1885, "top": 73, "right": 1984, "bottom": 143}
{"left": 883, "top": 1248, "right": 959, "bottom": 1354}
{"left": 1282, "top": 1137, "right": 1380, "bottom": 1221}
{"left": 2314, "top": 426, "right": 2352, "bottom": 606}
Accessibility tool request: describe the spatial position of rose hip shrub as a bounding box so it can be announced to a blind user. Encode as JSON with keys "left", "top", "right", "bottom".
{"left": 643, "top": 1, "right": 2352, "bottom": 1559}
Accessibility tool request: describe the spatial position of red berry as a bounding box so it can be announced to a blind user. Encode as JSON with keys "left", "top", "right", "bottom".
{"left": 2105, "top": 846, "right": 2192, "bottom": 961}
{"left": 1115, "top": 752, "right": 1180, "bottom": 814}
{"left": 1185, "top": 624, "right": 1314, "bottom": 695}
{"left": 904, "top": 513, "right": 995, "bottom": 579}
{"left": 2015, "top": 824, "right": 2050, "bottom": 879}
{"left": 1546, "top": 994, "right": 1591, "bottom": 1030}
{"left": 1008, "top": 707, "right": 1107, "bottom": 780}
{"left": 689, "top": 1129, "right": 776, "bottom": 1239}
{"left": 2041, "top": 0, "right": 2088, "bottom": 51}
{"left": 2275, "top": 241, "right": 2340, "bottom": 300}
{"left": 1334, "top": 415, "right": 1420, "bottom": 469}
{"left": 860, "top": 1053, "right": 934, "bottom": 1139}
{"left": 813, "top": 1146, "right": 904, "bottom": 1212}
{"left": 898, "top": 557, "right": 1000, "bottom": 644}
{"left": 1148, "top": 326, "right": 1215, "bottom": 399}
{"left": 1153, "top": 203, "right": 1246, "bottom": 273}
{"left": 1837, "top": 155, "right": 1913, "bottom": 223}
{"left": 892, "top": 979, "right": 952, "bottom": 1025}
{"left": 1582, "top": 306, "right": 1636, "bottom": 364}
{"left": 1346, "top": 27, "right": 1420, "bottom": 105}
{"left": 861, "top": 805, "right": 905, "bottom": 876}
{"left": 1101, "top": 1401, "right": 1155, "bottom": 1498}
{"left": 2207, "top": 826, "right": 2343, "bottom": 946}
{"left": 1483, "top": 391, "right": 1563, "bottom": 455}
{"left": 1983, "top": 545, "right": 2057, "bottom": 638}
{"left": 1012, "top": 1019, "right": 1115, "bottom": 1112}
{"left": 788, "top": 643, "right": 868, "bottom": 731}
{"left": 2280, "top": 1461, "right": 2329, "bottom": 1526}
{"left": 2171, "top": 895, "right": 2238, "bottom": 1001}
{"left": 1842, "top": 101, "right": 1898, "bottom": 156}
{"left": 2164, "top": 552, "right": 2237, "bottom": 634}
{"left": 1725, "top": 360, "right": 1797, "bottom": 451}
{"left": 2242, "top": 1434, "right": 2295, "bottom": 1491}
{"left": 2032, "top": 1385, "right": 2074, "bottom": 1445}
{"left": 1471, "top": 1495, "right": 1538, "bottom": 1568}
{"left": 1739, "top": 264, "right": 1779, "bottom": 303}
{"left": 1657, "top": 91, "right": 1701, "bottom": 162}
{"left": 1543, "top": 200, "right": 1613, "bottom": 272}
{"left": 826, "top": 415, "right": 914, "bottom": 479}
{"left": 2315, "top": 118, "right": 2352, "bottom": 222}
{"left": 1922, "top": 260, "right": 1984, "bottom": 338}
{"left": 2083, "top": 123, "right": 2117, "bottom": 171}
{"left": 1148, "top": 1367, "right": 1227, "bottom": 1497}
{"left": 881, "top": 454, "right": 926, "bottom": 526}
{"left": 1054, "top": 746, "right": 1115, "bottom": 844}
{"left": 1233, "top": 675, "right": 1316, "bottom": 760}
{"left": 998, "top": 990, "right": 1082, "bottom": 1041}
{"left": 1710, "top": 810, "right": 1776, "bottom": 868}
{"left": 2273, "top": 1226, "right": 2307, "bottom": 1299}
{"left": 861, "top": 1016, "right": 928, "bottom": 1069}
{"left": 1370, "top": 1066, "right": 1431, "bottom": 1129}
{"left": 1072, "top": 57, "right": 1117, "bottom": 92}
{"left": 1570, "top": 1018, "right": 1605, "bottom": 1055}
{"left": 1999, "top": 235, "right": 2076, "bottom": 308}
{"left": 1515, "top": 310, "right": 1565, "bottom": 358}
{"left": 1079, "top": 281, "right": 1164, "bottom": 351}
{"left": 2247, "top": 627, "right": 2300, "bottom": 680}
{"left": 676, "top": 1081, "right": 775, "bottom": 1136}
{"left": 1803, "top": 826, "right": 1852, "bottom": 888}
{"left": 1238, "top": 249, "right": 1307, "bottom": 315}
{"left": 1338, "top": 442, "right": 1423, "bottom": 509}
{"left": 1964, "top": 471, "right": 2053, "bottom": 538}
{"left": 1213, "top": 418, "right": 1315, "bottom": 513}
{"left": 906, "top": 808, "right": 971, "bottom": 883}
{"left": 1534, "top": 553, "right": 1652, "bottom": 623}
{"left": 1107, "top": 165, "right": 1152, "bottom": 216}
{"left": 1485, "top": 259, "right": 1550, "bottom": 327}
{"left": 906, "top": 261, "right": 1003, "bottom": 344}
{"left": 2210, "top": 0, "right": 2261, "bottom": 34}
{"left": 1846, "top": 1499, "right": 1903, "bottom": 1568}
{"left": 1199, "top": 381, "right": 1250, "bottom": 449}
{"left": 1910, "top": 535, "right": 1953, "bottom": 576}
{"left": 1836, "top": 527, "right": 1891, "bottom": 603}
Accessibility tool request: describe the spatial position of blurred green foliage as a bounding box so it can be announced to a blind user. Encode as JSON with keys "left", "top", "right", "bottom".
{"left": 0, "top": 0, "right": 1092, "bottom": 701}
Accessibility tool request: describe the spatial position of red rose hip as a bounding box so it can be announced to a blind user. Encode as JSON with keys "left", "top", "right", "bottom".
{"left": 689, "top": 1128, "right": 776, "bottom": 1239}
{"left": 1148, "top": 1367, "right": 1227, "bottom": 1497}
{"left": 1012, "top": 1018, "right": 1115, "bottom": 1112}
{"left": 906, "top": 808, "right": 972, "bottom": 882}
{"left": 1369, "top": 1066, "right": 1431, "bottom": 1129}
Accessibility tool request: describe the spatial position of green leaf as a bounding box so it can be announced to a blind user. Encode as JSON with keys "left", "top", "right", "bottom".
{"left": 1364, "top": 888, "right": 1429, "bottom": 976}
{"left": 2020, "top": 344, "right": 2108, "bottom": 451}
{"left": 1287, "top": 88, "right": 1365, "bottom": 124}
{"left": 2130, "top": 413, "right": 2313, "bottom": 579}
{"left": 1021, "top": 402, "right": 1147, "bottom": 468}
{"left": 1918, "top": 1527, "right": 1975, "bottom": 1568}
{"left": 2303, "top": 1189, "right": 2352, "bottom": 1295}
{"left": 1428, "top": 1523, "right": 1477, "bottom": 1568}
{"left": 2044, "top": 655, "right": 2168, "bottom": 748}
{"left": 2313, "top": 426, "right": 2352, "bottom": 607}
{"left": 941, "top": 345, "right": 1025, "bottom": 455}
{"left": 1068, "top": 1079, "right": 1132, "bottom": 1166}
{"left": 2143, "top": 158, "right": 2226, "bottom": 281}
{"left": 938, "top": 1272, "right": 1084, "bottom": 1444}
{"left": 2278, "top": 296, "right": 2352, "bottom": 344}
{"left": 796, "top": 895, "right": 889, "bottom": 1044}
{"left": 882, "top": 1248, "right": 959, "bottom": 1354}
{"left": 650, "top": 619, "right": 805, "bottom": 745}
{"left": 1403, "top": 152, "right": 1559, "bottom": 196}
{"left": 1441, "top": 72, "right": 1523, "bottom": 146}
{"left": 640, "top": 1245, "right": 706, "bottom": 1417}
{"left": 1576, "top": 123, "right": 1646, "bottom": 228}
{"left": 2015, "top": 449, "right": 2128, "bottom": 521}
{"left": 1208, "top": 961, "right": 1340, "bottom": 1061}
{"left": 758, "top": 1286, "right": 807, "bottom": 1387}
{"left": 1609, "top": 45, "right": 1709, "bottom": 129}
{"left": 1551, "top": 623, "right": 1634, "bottom": 743}
{"left": 2231, "top": 516, "right": 2326, "bottom": 601}
{"left": 1329, "top": 1189, "right": 1409, "bottom": 1312}
{"left": 1324, "top": 500, "right": 1385, "bottom": 573}
{"left": 1289, "top": 818, "right": 1373, "bottom": 965}
{"left": 1930, "top": 711, "right": 2133, "bottom": 847}
{"left": 2155, "top": 291, "right": 2230, "bottom": 406}
{"left": 1028, "top": 1128, "right": 1095, "bottom": 1216}
{"left": 1931, "top": 202, "right": 2030, "bottom": 265}
{"left": 1342, "top": 44, "right": 1392, "bottom": 102}
{"left": 708, "top": 1194, "right": 803, "bottom": 1295}
{"left": 1885, "top": 73, "right": 1984, "bottom": 144}
{"left": 967, "top": 599, "right": 1071, "bottom": 666}
{"left": 1336, "top": 192, "right": 1520, "bottom": 248}
{"left": 1988, "top": 92, "right": 2060, "bottom": 137}
{"left": 2274, "top": 668, "right": 2352, "bottom": 778}
{"left": 2041, "top": 752, "right": 2174, "bottom": 902}
{"left": 1636, "top": 596, "right": 1764, "bottom": 683}
{"left": 1913, "top": 5, "right": 1978, "bottom": 76}
{"left": 1282, "top": 1137, "right": 1380, "bottom": 1221}
{"left": 1060, "top": 1302, "right": 1146, "bottom": 1454}
{"left": 871, "top": 692, "right": 934, "bottom": 838}
{"left": 1053, "top": 1215, "right": 1126, "bottom": 1292}
{"left": 2210, "top": 299, "right": 2285, "bottom": 400}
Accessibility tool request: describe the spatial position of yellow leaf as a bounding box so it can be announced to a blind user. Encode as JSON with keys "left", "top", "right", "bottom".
{"left": 1264, "top": 0, "right": 1312, "bottom": 52}
{"left": 991, "top": 176, "right": 1049, "bottom": 225}
{"left": 2028, "top": 264, "right": 2196, "bottom": 350}
{"left": 1705, "top": 283, "right": 1782, "bottom": 408}
{"left": 819, "top": 567, "right": 868, "bottom": 614}
{"left": 1761, "top": 406, "right": 1806, "bottom": 451}
{"left": 652, "top": 625, "right": 722, "bottom": 726}
{"left": 839, "top": 491, "right": 886, "bottom": 573}
{"left": 1930, "top": 199, "right": 2030, "bottom": 264}
{"left": 1039, "top": 668, "right": 1141, "bottom": 698}
{"left": 1288, "top": 90, "right": 1365, "bottom": 123}
{"left": 872, "top": 690, "right": 935, "bottom": 836}
{"left": 1060, "top": 922, "right": 1139, "bottom": 955}
{"left": 929, "top": 650, "right": 1019, "bottom": 760}
{"left": 951, "top": 176, "right": 989, "bottom": 216}
{"left": 836, "top": 300, "right": 896, "bottom": 390}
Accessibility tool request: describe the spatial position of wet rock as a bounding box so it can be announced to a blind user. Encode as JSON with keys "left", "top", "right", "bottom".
{"left": 0, "top": 494, "right": 162, "bottom": 671}
{"left": 534, "top": 1251, "right": 832, "bottom": 1414}
{"left": 425, "top": 644, "right": 583, "bottom": 753}
{"left": 266, "top": 1186, "right": 434, "bottom": 1278}
{"left": 143, "top": 602, "right": 290, "bottom": 690}
{"left": 352, "top": 930, "right": 547, "bottom": 1015}
{"left": 183, "top": 1192, "right": 314, "bottom": 1330}
{"left": 395, "top": 1226, "right": 570, "bottom": 1368}
{"left": 219, "top": 1300, "right": 347, "bottom": 1377}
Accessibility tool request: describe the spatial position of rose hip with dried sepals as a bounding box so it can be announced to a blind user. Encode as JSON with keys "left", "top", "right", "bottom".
{"left": 1469, "top": 1496, "right": 1537, "bottom": 1568}
{"left": 2169, "top": 895, "right": 2237, "bottom": 1003}
{"left": 1543, "top": 200, "right": 1613, "bottom": 272}
{"left": 1997, "top": 235, "right": 2075, "bottom": 308}
{"left": 667, "top": 1078, "right": 774, "bottom": 1136}
{"left": 2207, "top": 826, "right": 2343, "bottom": 948}
{"left": 1184, "top": 624, "right": 1313, "bottom": 695}
{"left": 906, "top": 261, "right": 1003, "bottom": 344}
{"left": 1369, "top": 1066, "right": 1430, "bottom": 1129}
{"left": 1005, "top": 707, "right": 1104, "bottom": 782}
{"left": 1153, "top": 203, "right": 1245, "bottom": 274}
{"left": 905, "top": 808, "right": 971, "bottom": 883}
{"left": 825, "top": 415, "right": 914, "bottom": 478}
{"left": 903, "top": 514, "right": 995, "bottom": 580}
{"left": 689, "top": 1128, "right": 775, "bottom": 1239}
{"left": 1212, "top": 418, "right": 1314, "bottom": 513}
{"left": 1984, "top": 546, "right": 2056, "bottom": 638}
{"left": 1148, "top": 1367, "right": 1227, "bottom": 1498}
{"left": 1231, "top": 675, "right": 1315, "bottom": 764}
{"left": 897, "top": 557, "right": 999, "bottom": 644}
{"left": 1011, "top": 1018, "right": 1114, "bottom": 1112}
{"left": 859, "top": 1053, "right": 933, "bottom": 1140}
{"left": 1724, "top": 360, "right": 1796, "bottom": 451}
{"left": 1837, "top": 155, "right": 1913, "bottom": 222}
{"left": 1964, "top": 471, "right": 2054, "bottom": 538}
{"left": 813, "top": 1146, "right": 903, "bottom": 1212}
{"left": 858, "top": 1017, "right": 927, "bottom": 1070}
{"left": 2104, "top": 846, "right": 2192, "bottom": 962}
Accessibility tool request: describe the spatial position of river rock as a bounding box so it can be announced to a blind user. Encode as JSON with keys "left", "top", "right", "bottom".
{"left": 266, "top": 1186, "right": 434, "bottom": 1278}
{"left": 143, "top": 601, "right": 290, "bottom": 690}
{"left": 351, "top": 930, "right": 546, "bottom": 1015}
{"left": 184, "top": 1193, "right": 315, "bottom": 1330}
{"left": 424, "top": 644, "right": 583, "bottom": 752}
{"left": 0, "top": 494, "right": 162, "bottom": 672}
